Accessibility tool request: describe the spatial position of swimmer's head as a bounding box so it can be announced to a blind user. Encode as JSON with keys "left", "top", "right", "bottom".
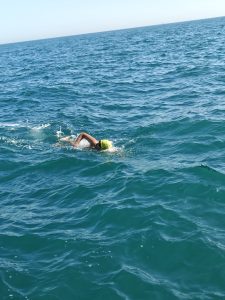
{"left": 100, "top": 139, "right": 112, "bottom": 150}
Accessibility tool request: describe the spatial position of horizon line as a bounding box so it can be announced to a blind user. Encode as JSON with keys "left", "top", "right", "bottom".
{"left": 1, "top": 15, "right": 224, "bottom": 47}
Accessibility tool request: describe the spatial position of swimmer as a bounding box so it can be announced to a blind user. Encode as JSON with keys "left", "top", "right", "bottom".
{"left": 60, "top": 132, "right": 113, "bottom": 150}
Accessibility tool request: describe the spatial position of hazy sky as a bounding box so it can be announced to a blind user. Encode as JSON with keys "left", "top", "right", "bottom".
{"left": 1, "top": 0, "right": 225, "bottom": 44}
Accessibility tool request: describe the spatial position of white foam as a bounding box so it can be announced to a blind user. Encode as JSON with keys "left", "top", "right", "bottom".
{"left": 0, "top": 136, "right": 33, "bottom": 149}
{"left": 0, "top": 122, "right": 20, "bottom": 128}
{"left": 31, "top": 123, "right": 50, "bottom": 131}
{"left": 79, "top": 139, "right": 91, "bottom": 148}
{"left": 56, "top": 126, "right": 63, "bottom": 138}
{"left": 103, "top": 146, "right": 116, "bottom": 153}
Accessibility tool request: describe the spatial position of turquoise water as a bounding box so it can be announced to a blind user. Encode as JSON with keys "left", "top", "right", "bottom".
{"left": 1, "top": 17, "right": 225, "bottom": 299}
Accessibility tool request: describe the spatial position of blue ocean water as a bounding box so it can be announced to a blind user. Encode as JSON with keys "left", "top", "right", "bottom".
{"left": 1, "top": 16, "right": 225, "bottom": 299}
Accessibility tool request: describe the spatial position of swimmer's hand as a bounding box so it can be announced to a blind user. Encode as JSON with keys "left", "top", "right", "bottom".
{"left": 60, "top": 136, "right": 71, "bottom": 142}
{"left": 59, "top": 136, "right": 78, "bottom": 147}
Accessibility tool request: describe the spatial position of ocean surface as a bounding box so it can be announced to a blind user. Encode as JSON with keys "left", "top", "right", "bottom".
{"left": 1, "top": 17, "right": 225, "bottom": 300}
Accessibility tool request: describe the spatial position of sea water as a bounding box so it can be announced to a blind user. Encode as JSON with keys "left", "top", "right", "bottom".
{"left": 1, "top": 17, "right": 225, "bottom": 299}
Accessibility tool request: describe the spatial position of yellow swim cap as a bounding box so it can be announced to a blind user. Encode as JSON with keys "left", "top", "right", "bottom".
{"left": 100, "top": 139, "right": 112, "bottom": 150}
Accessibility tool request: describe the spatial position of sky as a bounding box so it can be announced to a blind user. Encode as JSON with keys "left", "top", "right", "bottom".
{"left": 1, "top": 0, "right": 225, "bottom": 44}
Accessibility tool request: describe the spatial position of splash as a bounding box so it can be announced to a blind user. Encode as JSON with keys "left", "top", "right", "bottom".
{"left": 0, "top": 122, "right": 20, "bottom": 128}
{"left": 56, "top": 126, "right": 63, "bottom": 138}
{"left": 31, "top": 123, "right": 50, "bottom": 131}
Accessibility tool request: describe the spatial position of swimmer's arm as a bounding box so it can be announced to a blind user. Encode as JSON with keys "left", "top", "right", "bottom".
{"left": 73, "top": 132, "right": 98, "bottom": 147}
